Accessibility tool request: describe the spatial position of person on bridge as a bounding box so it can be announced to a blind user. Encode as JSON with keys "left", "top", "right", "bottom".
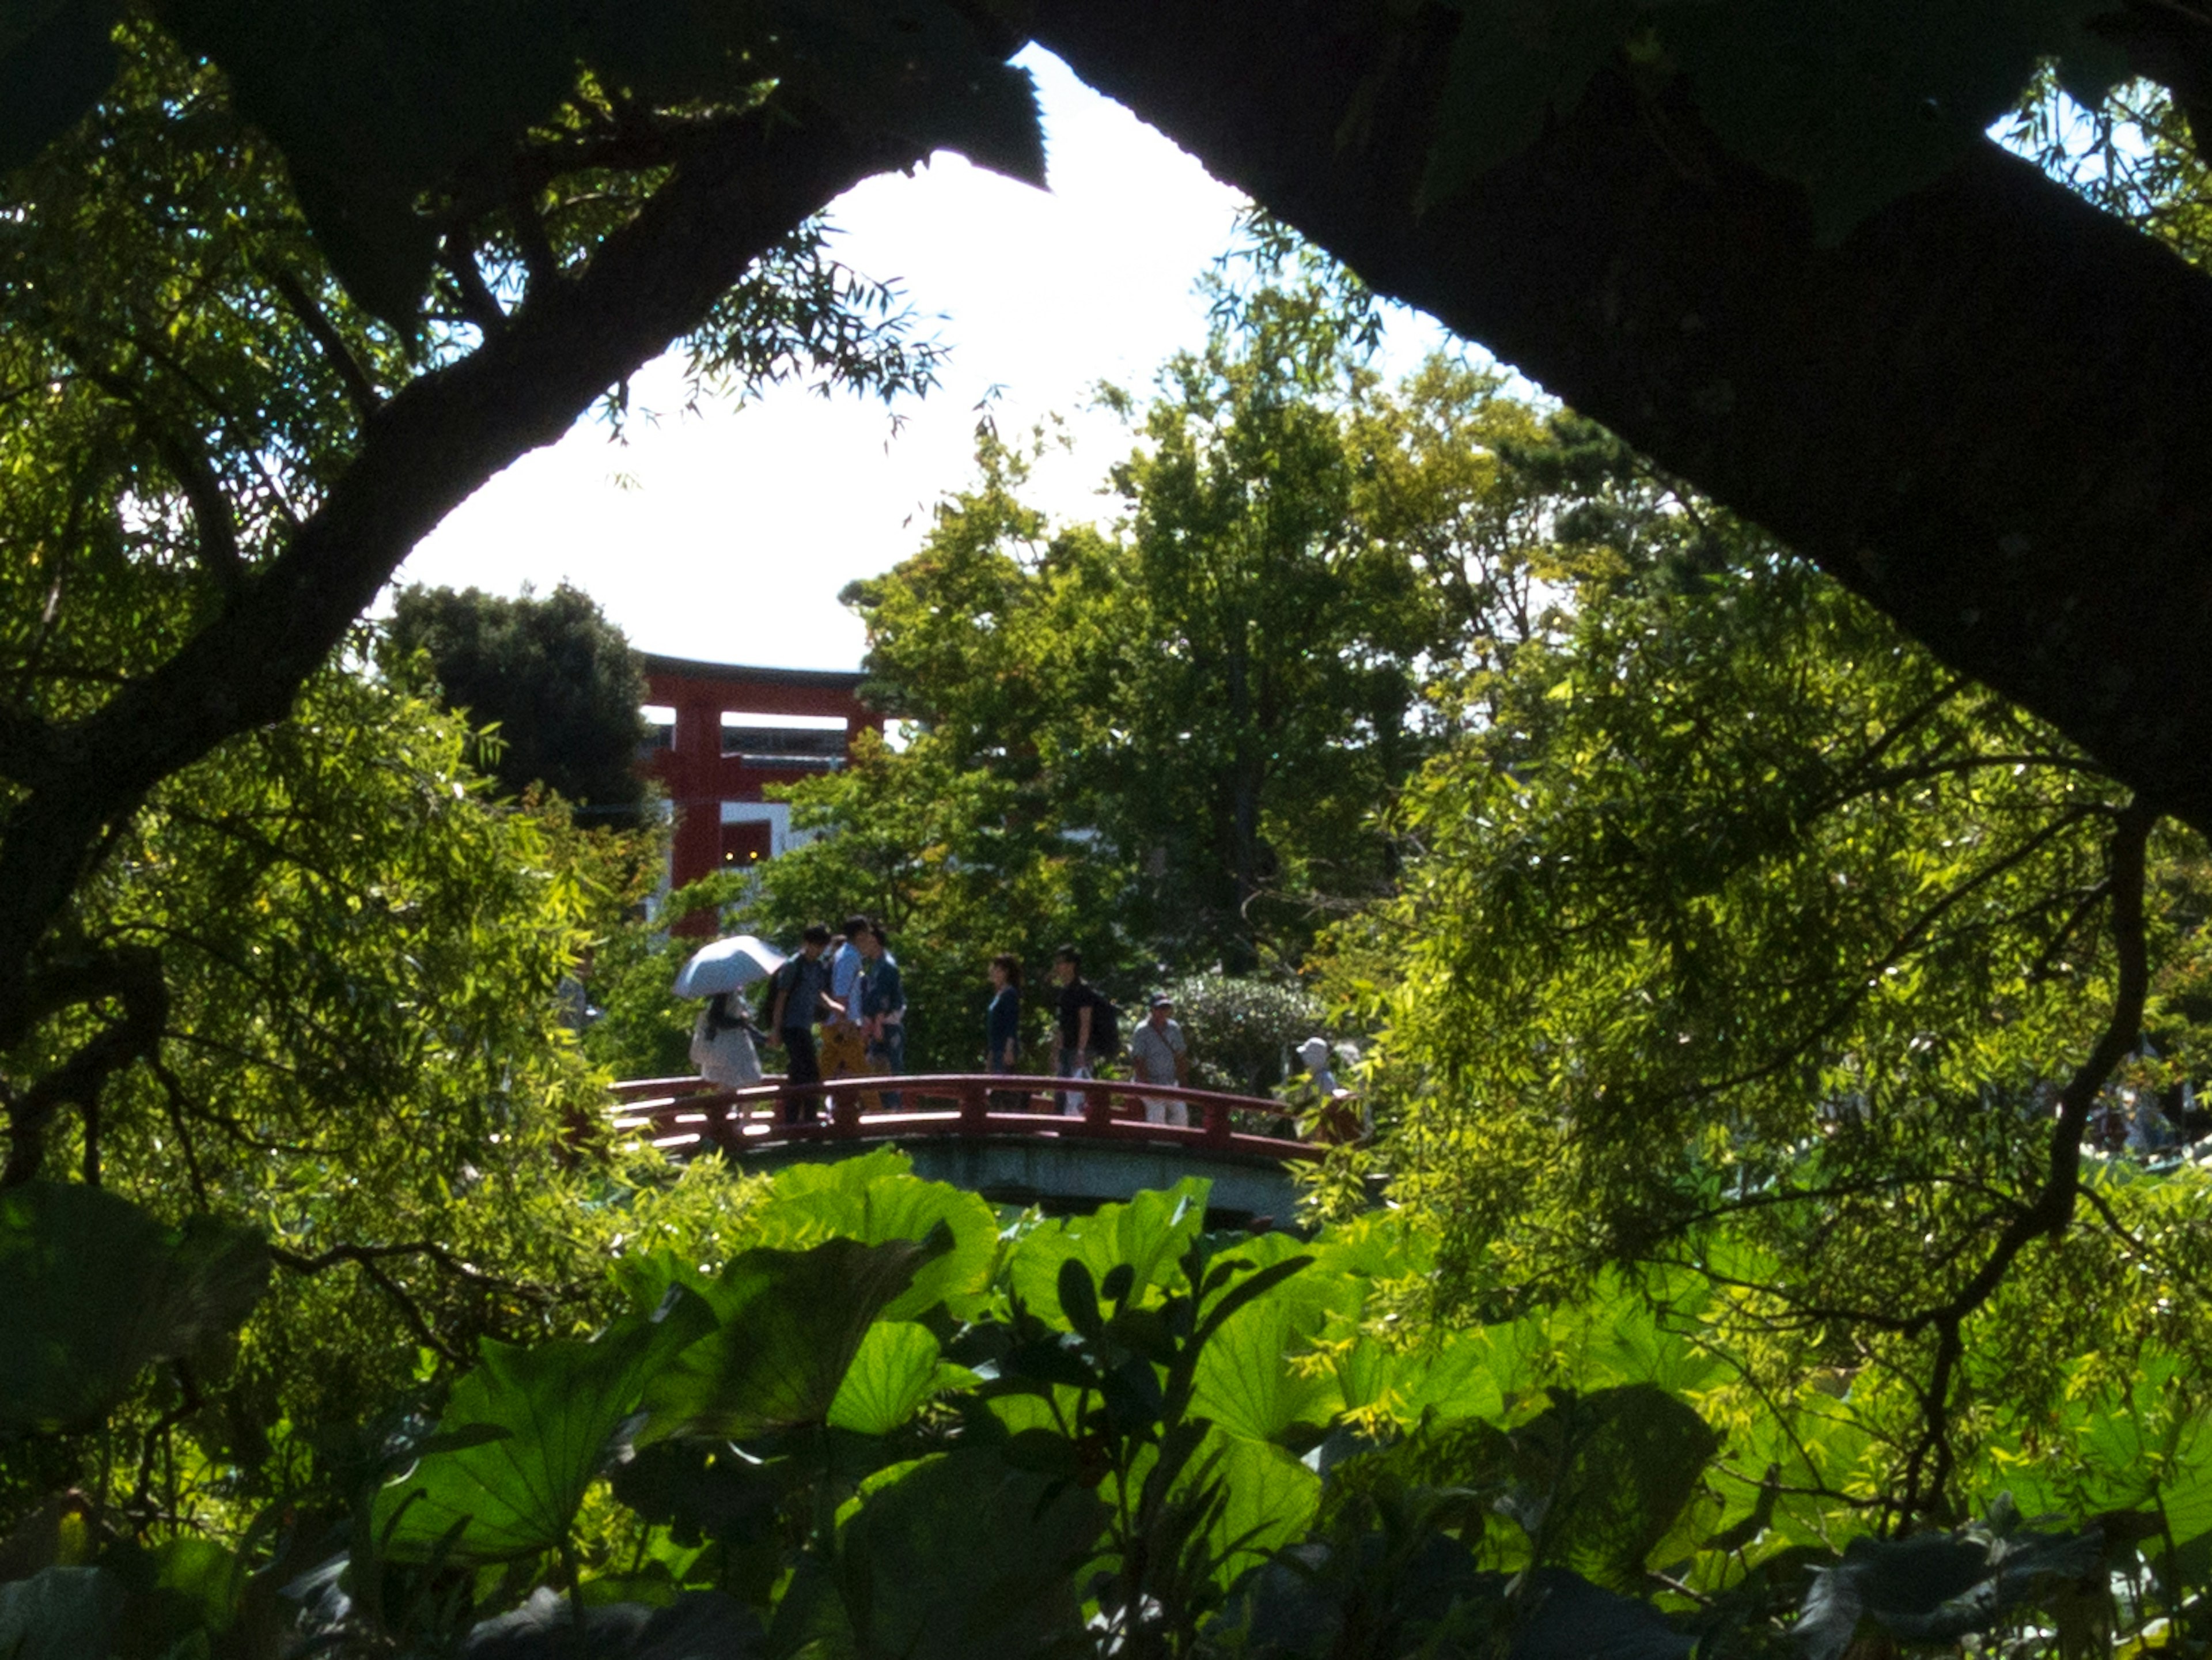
{"left": 986, "top": 954, "right": 1021, "bottom": 1073}
{"left": 690, "top": 990, "right": 762, "bottom": 1089}
{"left": 857, "top": 922, "right": 905, "bottom": 1106}
{"left": 986, "top": 954, "right": 1022, "bottom": 1111}
{"left": 820, "top": 914, "right": 872, "bottom": 1080}
{"left": 1052, "top": 946, "right": 1105, "bottom": 1116}
{"left": 767, "top": 924, "right": 841, "bottom": 1125}
{"left": 1128, "top": 993, "right": 1191, "bottom": 1127}
{"left": 1287, "top": 1035, "right": 1365, "bottom": 1145}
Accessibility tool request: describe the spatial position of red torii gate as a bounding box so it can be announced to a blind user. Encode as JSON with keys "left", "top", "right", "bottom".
{"left": 637, "top": 655, "right": 882, "bottom": 920}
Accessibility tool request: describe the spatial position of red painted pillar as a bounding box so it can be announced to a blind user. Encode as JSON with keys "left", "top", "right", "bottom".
{"left": 669, "top": 697, "right": 721, "bottom": 935}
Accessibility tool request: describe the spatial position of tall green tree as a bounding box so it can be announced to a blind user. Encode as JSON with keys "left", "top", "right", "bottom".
{"left": 1088, "top": 281, "right": 1437, "bottom": 969}
{"left": 389, "top": 581, "right": 651, "bottom": 825}
{"left": 1338, "top": 525, "right": 2212, "bottom": 1523}
{"left": 845, "top": 282, "right": 1575, "bottom": 977}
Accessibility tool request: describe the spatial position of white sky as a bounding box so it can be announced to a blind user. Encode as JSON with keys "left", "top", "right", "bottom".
{"left": 393, "top": 47, "right": 1462, "bottom": 671}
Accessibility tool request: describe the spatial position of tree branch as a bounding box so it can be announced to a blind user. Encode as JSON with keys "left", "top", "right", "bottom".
{"left": 1891, "top": 796, "right": 2154, "bottom": 1525}
{"left": 2, "top": 945, "right": 167, "bottom": 1186}
{"left": 128, "top": 1360, "right": 199, "bottom": 1530}
{"left": 440, "top": 235, "right": 510, "bottom": 338}
{"left": 149, "top": 426, "right": 243, "bottom": 602}
{"left": 507, "top": 181, "right": 563, "bottom": 294}
{"left": 148, "top": 1058, "right": 210, "bottom": 1211}
{"left": 269, "top": 1238, "right": 584, "bottom": 1304}
{"left": 58, "top": 350, "right": 243, "bottom": 600}
{"left": 258, "top": 259, "right": 381, "bottom": 421}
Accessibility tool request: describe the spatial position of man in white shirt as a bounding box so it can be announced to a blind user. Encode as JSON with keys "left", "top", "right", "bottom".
{"left": 1128, "top": 993, "right": 1190, "bottom": 1128}
{"left": 820, "top": 913, "right": 871, "bottom": 1079}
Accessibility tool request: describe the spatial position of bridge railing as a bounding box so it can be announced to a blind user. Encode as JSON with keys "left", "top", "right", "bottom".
{"left": 607, "top": 1072, "right": 1319, "bottom": 1162}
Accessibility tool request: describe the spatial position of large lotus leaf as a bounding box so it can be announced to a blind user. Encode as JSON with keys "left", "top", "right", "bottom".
{"left": 1332, "top": 1329, "right": 1506, "bottom": 1430}
{"left": 752, "top": 1154, "right": 1001, "bottom": 1319}
{"left": 1225, "top": 1553, "right": 1682, "bottom": 1660}
{"left": 827, "top": 1321, "right": 971, "bottom": 1437}
{"left": 824, "top": 1448, "right": 1107, "bottom": 1660}
{"left": 466, "top": 1586, "right": 762, "bottom": 1658}
{"left": 611, "top": 1438, "right": 786, "bottom": 1547}
{"left": 1192, "top": 1285, "right": 1338, "bottom": 1445}
{"left": 1794, "top": 1527, "right": 2103, "bottom": 1660}
{"left": 374, "top": 1288, "right": 715, "bottom": 1563}
{"left": 1225, "top": 1536, "right": 1506, "bottom": 1659}
{"left": 0, "top": 0, "right": 122, "bottom": 172}
{"left": 112, "top": 1535, "right": 249, "bottom": 1648}
{"left": 2061, "top": 1352, "right": 2212, "bottom": 1549}
{"left": 640, "top": 1228, "right": 950, "bottom": 1444}
{"left": 1497, "top": 1384, "right": 1722, "bottom": 1590}
{"left": 1219, "top": 1541, "right": 1349, "bottom": 1659}
{"left": 1008, "top": 1177, "right": 1211, "bottom": 1321}
{"left": 0, "top": 1181, "right": 270, "bottom": 1433}
{"left": 0, "top": 1565, "right": 124, "bottom": 1660}
{"left": 1205, "top": 1430, "right": 1323, "bottom": 1586}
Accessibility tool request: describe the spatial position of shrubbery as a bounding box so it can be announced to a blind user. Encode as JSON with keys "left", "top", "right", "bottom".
{"left": 7, "top": 1154, "right": 2207, "bottom": 1655}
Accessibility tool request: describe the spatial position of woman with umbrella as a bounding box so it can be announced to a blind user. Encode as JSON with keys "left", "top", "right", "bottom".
{"left": 675, "top": 935, "right": 785, "bottom": 1090}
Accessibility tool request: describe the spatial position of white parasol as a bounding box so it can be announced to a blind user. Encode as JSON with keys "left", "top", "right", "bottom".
{"left": 672, "top": 934, "right": 786, "bottom": 1000}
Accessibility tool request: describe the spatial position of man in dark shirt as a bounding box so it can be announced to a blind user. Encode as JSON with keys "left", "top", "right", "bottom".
{"left": 1053, "top": 944, "right": 1097, "bottom": 1117}
{"left": 768, "top": 923, "right": 841, "bottom": 1124}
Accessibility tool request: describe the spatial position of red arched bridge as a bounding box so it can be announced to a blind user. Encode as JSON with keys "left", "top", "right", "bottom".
{"left": 608, "top": 1073, "right": 1320, "bottom": 1227}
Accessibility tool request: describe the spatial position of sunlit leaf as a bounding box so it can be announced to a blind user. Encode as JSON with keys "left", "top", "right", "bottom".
{"left": 374, "top": 1288, "right": 715, "bottom": 1562}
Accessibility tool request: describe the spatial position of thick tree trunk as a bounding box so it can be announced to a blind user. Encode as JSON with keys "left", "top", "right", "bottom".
{"left": 1032, "top": 1, "right": 2212, "bottom": 833}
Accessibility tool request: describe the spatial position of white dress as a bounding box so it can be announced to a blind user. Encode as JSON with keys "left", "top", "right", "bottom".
{"left": 690, "top": 1008, "right": 763, "bottom": 1087}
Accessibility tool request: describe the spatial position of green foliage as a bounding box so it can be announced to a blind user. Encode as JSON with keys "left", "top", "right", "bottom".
{"left": 821, "top": 1449, "right": 1107, "bottom": 1660}
{"left": 6, "top": 1158, "right": 2211, "bottom": 1654}
{"left": 1334, "top": 511, "right": 2212, "bottom": 1530}
{"left": 637, "top": 1230, "right": 952, "bottom": 1443}
{"left": 373, "top": 1292, "right": 715, "bottom": 1563}
{"left": 798, "top": 281, "right": 1623, "bottom": 1014}
{"left": 0, "top": 0, "right": 1000, "bottom": 1268}
{"left": 389, "top": 582, "right": 652, "bottom": 826}
{"left": 0, "top": 652, "right": 691, "bottom": 1534}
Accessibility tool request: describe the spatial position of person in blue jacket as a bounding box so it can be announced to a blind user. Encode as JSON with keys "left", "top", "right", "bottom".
{"left": 857, "top": 922, "right": 906, "bottom": 1107}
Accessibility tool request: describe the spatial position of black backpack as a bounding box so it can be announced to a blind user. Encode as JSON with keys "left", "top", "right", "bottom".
{"left": 755, "top": 961, "right": 792, "bottom": 1032}
{"left": 1088, "top": 988, "right": 1122, "bottom": 1058}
